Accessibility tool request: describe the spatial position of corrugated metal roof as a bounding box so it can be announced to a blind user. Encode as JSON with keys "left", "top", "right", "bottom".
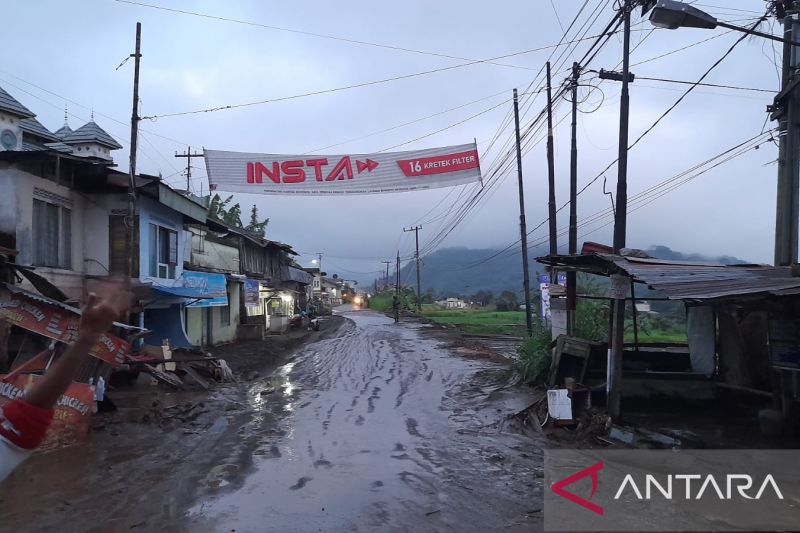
{"left": 538, "top": 253, "right": 800, "bottom": 301}
{"left": 62, "top": 120, "right": 123, "bottom": 149}
{"left": 0, "top": 86, "right": 34, "bottom": 118}
{"left": 20, "top": 117, "right": 59, "bottom": 142}
{"left": 285, "top": 266, "right": 313, "bottom": 285}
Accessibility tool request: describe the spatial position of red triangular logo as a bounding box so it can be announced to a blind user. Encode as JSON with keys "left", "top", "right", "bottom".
{"left": 551, "top": 460, "right": 604, "bottom": 515}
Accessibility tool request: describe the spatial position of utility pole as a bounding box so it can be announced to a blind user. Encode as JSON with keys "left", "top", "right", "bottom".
{"left": 395, "top": 251, "right": 401, "bottom": 323}
{"left": 567, "top": 62, "right": 581, "bottom": 335}
{"left": 546, "top": 62, "right": 559, "bottom": 271}
{"left": 126, "top": 22, "right": 142, "bottom": 284}
{"left": 381, "top": 260, "right": 391, "bottom": 290}
{"left": 513, "top": 88, "right": 534, "bottom": 337}
{"left": 774, "top": 1, "right": 800, "bottom": 266}
{"left": 174, "top": 146, "right": 203, "bottom": 193}
{"left": 609, "top": 0, "right": 634, "bottom": 419}
{"left": 404, "top": 226, "right": 422, "bottom": 311}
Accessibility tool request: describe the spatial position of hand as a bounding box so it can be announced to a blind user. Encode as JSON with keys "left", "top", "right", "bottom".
{"left": 79, "top": 281, "right": 133, "bottom": 339}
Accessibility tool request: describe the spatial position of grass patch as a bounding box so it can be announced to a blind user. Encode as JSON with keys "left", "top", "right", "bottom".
{"left": 513, "top": 324, "right": 553, "bottom": 384}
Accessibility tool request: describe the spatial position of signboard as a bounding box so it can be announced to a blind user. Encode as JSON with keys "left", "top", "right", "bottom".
{"left": 244, "top": 279, "right": 261, "bottom": 306}
{"left": 0, "top": 293, "right": 130, "bottom": 367}
{"left": 0, "top": 374, "right": 94, "bottom": 449}
{"left": 182, "top": 271, "right": 229, "bottom": 308}
{"left": 204, "top": 142, "right": 481, "bottom": 196}
{"left": 539, "top": 272, "right": 567, "bottom": 321}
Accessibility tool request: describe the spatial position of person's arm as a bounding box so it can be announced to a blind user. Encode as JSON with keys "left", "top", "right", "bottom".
{"left": 25, "top": 289, "right": 128, "bottom": 409}
{"left": 23, "top": 334, "right": 98, "bottom": 409}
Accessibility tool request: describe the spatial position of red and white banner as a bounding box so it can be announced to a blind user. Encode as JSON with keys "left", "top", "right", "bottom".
{"left": 0, "top": 374, "right": 94, "bottom": 450}
{"left": 204, "top": 142, "right": 481, "bottom": 195}
{"left": 0, "top": 294, "right": 130, "bottom": 367}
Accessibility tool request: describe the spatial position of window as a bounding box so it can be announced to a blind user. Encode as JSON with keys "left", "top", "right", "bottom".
{"left": 32, "top": 199, "right": 71, "bottom": 268}
{"left": 148, "top": 223, "right": 178, "bottom": 279}
{"left": 220, "top": 293, "right": 231, "bottom": 326}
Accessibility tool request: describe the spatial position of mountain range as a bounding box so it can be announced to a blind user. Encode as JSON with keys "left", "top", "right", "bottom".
{"left": 376, "top": 244, "right": 750, "bottom": 297}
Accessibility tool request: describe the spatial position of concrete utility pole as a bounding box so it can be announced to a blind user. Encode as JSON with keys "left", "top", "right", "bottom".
{"left": 546, "top": 62, "right": 559, "bottom": 275}
{"left": 174, "top": 147, "right": 203, "bottom": 193}
{"left": 404, "top": 226, "right": 423, "bottom": 311}
{"left": 381, "top": 260, "right": 391, "bottom": 290}
{"left": 513, "top": 88, "right": 534, "bottom": 337}
{"left": 567, "top": 62, "right": 581, "bottom": 335}
{"left": 609, "top": 0, "right": 634, "bottom": 419}
{"left": 395, "top": 251, "right": 401, "bottom": 323}
{"left": 126, "top": 22, "right": 142, "bottom": 283}
{"left": 774, "top": 1, "right": 800, "bottom": 266}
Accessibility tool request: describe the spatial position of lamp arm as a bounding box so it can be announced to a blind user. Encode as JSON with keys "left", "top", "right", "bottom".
{"left": 716, "top": 19, "right": 800, "bottom": 47}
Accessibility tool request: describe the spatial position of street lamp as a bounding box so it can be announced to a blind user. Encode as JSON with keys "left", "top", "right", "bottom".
{"left": 649, "top": 0, "right": 800, "bottom": 46}
{"left": 648, "top": 0, "right": 800, "bottom": 267}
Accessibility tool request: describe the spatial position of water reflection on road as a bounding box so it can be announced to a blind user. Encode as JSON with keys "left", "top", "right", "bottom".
{"left": 190, "top": 307, "right": 543, "bottom": 532}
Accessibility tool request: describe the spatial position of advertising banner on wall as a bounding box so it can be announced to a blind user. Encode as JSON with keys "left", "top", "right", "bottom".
{"left": 182, "top": 271, "right": 229, "bottom": 308}
{"left": 0, "top": 292, "right": 130, "bottom": 367}
{"left": 204, "top": 142, "right": 481, "bottom": 196}
{"left": 244, "top": 279, "right": 261, "bottom": 306}
{"left": 539, "top": 272, "right": 567, "bottom": 321}
{"left": 0, "top": 374, "right": 94, "bottom": 449}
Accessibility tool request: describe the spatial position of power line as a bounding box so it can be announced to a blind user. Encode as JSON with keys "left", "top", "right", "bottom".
{"left": 0, "top": 69, "right": 189, "bottom": 147}
{"left": 635, "top": 76, "right": 775, "bottom": 93}
{"left": 377, "top": 98, "right": 510, "bottom": 152}
{"left": 141, "top": 34, "right": 620, "bottom": 120}
{"left": 113, "top": 0, "right": 538, "bottom": 71}
{"left": 306, "top": 90, "right": 509, "bottom": 153}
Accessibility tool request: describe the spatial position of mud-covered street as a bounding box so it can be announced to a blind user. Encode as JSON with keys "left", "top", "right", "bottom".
{"left": 1, "top": 306, "right": 545, "bottom": 533}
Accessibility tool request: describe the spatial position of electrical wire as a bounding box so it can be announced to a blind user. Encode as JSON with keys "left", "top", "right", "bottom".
{"left": 113, "top": 0, "right": 538, "bottom": 71}
{"left": 635, "top": 76, "right": 775, "bottom": 93}
{"left": 306, "top": 90, "right": 509, "bottom": 153}
{"left": 141, "top": 34, "right": 619, "bottom": 120}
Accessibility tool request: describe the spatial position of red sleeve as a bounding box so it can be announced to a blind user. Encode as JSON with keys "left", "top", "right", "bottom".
{"left": 0, "top": 399, "right": 54, "bottom": 450}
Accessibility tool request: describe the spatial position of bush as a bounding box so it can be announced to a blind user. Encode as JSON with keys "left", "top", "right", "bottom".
{"left": 513, "top": 323, "right": 554, "bottom": 384}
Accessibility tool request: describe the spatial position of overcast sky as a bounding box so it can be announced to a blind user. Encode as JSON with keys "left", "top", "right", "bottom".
{"left": 1, "top": 0, "right": 781, "bottom": 283}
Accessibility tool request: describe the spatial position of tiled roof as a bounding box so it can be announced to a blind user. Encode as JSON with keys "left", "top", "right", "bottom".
{"left": 62, "top": 120, "right": 122, "bottom": 149}
{"left": 0, "top": 86, "right": 34, "bottom": 118}
{"left": 54, "top": 124, "right": 73, "bottom": 139}
{"left": 20, "top": 117, "right": 59, "bottom": 142}
{"left": 22, "top": 141, "right": 47, "bottom": 152}
{"left": 44, "top": 141, "right": 74, "bottom": 154}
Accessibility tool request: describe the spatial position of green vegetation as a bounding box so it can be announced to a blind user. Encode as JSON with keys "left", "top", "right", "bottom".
{"left": 421, "top": 307, "right": 528, "bottom": 335}
{"left": 513, "top": 323, "right": 553, "bottom": 384}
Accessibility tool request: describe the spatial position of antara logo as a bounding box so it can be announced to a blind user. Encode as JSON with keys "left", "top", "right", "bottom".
{"left": 551, "top": 461, "right": 785, "bottom": 516}
{"left": 551, "top": 461, "right": 605, "bottom": 515}
{"left": 246, "top": 157, "right": 379, "bottom": 184}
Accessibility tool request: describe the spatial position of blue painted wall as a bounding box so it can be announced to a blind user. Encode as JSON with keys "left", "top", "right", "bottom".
{"left": 138, "top": 196, "right": 187, "bottom": 284}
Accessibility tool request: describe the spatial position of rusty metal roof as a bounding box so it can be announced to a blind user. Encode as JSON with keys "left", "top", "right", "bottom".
{"left": 537, "top": 253, "right": 800, "bottom": 301}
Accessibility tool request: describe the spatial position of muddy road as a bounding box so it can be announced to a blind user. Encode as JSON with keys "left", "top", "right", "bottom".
{"left": 190, "top": 307, "right": 544, "bottom": 532}
{"left": 0, "top": 307, "right": 545, "bottom": 532}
